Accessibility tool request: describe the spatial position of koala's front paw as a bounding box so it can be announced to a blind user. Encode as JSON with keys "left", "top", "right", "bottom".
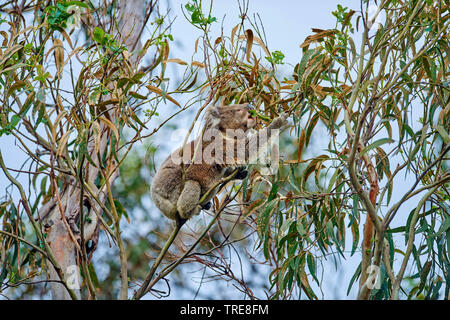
{"left": 235, "top": 167, "right": 248, "bottom": 179}
{"left": 176, "top": 215, "right": 187, "bottom": 228}
{"left": 201, "top": 201, "right": 212, "bottom": 210}
{"left": 271, "top": 112, "right": 289, "bottom": 129}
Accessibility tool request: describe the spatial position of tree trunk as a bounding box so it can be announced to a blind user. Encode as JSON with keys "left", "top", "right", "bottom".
{"left": 42, "top": 0, "right": 148, "bottom": 300}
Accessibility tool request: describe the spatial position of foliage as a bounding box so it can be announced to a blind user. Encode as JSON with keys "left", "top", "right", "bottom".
{"left": 0, "top": 0, "right": 449, "bottom": 301}
{"left": 265, "top": 50, "right": 285, "bottom": 65}
{"left": 249, "top": 0, "right": 449, "bottom": 300}
{"left": 184, "top": 0, "right": 217, "bottom": 28}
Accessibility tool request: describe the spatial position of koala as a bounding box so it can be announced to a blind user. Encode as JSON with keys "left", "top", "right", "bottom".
{"left": 150, "top": 103, "right": 288, "bottom": 224}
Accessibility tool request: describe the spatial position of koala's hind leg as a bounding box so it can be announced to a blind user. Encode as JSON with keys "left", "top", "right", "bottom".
{"left": 151, "top": 188, "right": 178, "bottom": 220}
{"left": 177, "top": 180, "right": 202, "bottom": 220}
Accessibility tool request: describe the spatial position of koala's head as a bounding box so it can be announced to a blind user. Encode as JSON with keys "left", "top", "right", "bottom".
{"left": 205, "top": 103, "right": 256, "bottom": 131}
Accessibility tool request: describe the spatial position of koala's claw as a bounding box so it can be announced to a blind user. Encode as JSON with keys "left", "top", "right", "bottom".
{"left": 279, "top": 111, "right": 288, "bottom": 120}
{"left": 271, "top": 112, "right": 289, "bottom": 129}
{"left": 176, "top": 215, "right": 187, "bottom": 228}
{"left": 235, "top": 168, "right": 248, "bottom": 179}
{"left": 201, "top": 201, "right": 212, "bottom": 210}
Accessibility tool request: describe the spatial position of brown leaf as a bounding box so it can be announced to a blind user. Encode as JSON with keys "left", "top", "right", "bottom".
{"left": 192, "top": 61, "right": 205, "bottom": 68}
{"left": 97, "top": 98, "right": 119, "bottom": 108}
{"left": 181, "top": 72, "right": 198, "bottom": 91}
{"left": 297, "top": 130, "right": 306, "bottom": 162}
{"left": 56, "top": 131, "right": 71, "bottom": 157}
{"left": 53, "top": 39, "right": 65, "bottom": 78}
{"left": 194, "top": 37, "right": 200, "bottom": 53}
{"left": 249, "top": 53, "right": 259, "bottom": 87}
{"left": 162, "top": 39, "right": 169, "bottom": 66}
{"left": 245, "top": 29, "right": 253, "bottom": 63}
{"left": 300, "top": 29, "right": 338, "bottom": 48}
{"left": 60, "top": 30, "right": 74, "bottom": 49}
{"left": 165, "top": 58, "right": 188, "bottom": 65}
{"left": 63, "top": 47, "right": 83, "bottom": 66}
{"left": 0, "top": 31, "right": 8, "bottom": 47}
{"left": 98, "top": 116, "right": 120, "bottom": 141}
{"left": 146, "top": 85, "right": 181, "bottom": 107}
{"left": 231, "top": 24, "right": 240, "bottom": 43}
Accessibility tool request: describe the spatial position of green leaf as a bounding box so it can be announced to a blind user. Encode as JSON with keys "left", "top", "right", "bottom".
{"left": 191, "top": 11, "right": 201, "bottom": 24}
{"left": 0, "top": 44, "right": 23, "bottom": 68}
{"left": 66, "top": 1, "right": 89, "bottom": 8}
{"left": 40, "top": 175, "right": 48, "bottom": 196}
{"left": 348, "top": 194, "right": 358, "bottom": 226}
{"left": 268, "top": 178, "right": 279, "bottom": 201}
{"left": 185, "top": 3, "right": 195, "bottom": 12}
{"left": 1, "top": 63, "right": 27, "bottom": 74}
{"left": 129, "top": 91, "right": 147, "bottom": 100}
{"left": 402, "top": 123, "right": 415, "bottom": 141}
{"left": 326, "top": 169, "right": 341, "bottom": 194}
{"left": 256, "top": 199, "right": 278, "bottom": 239}
{"left": 387, "top": 226, "right": 406, "bottom": 233}
{"left": 351, "top": 220, "right": 359, "bottom": 256}
{"left": 19, "top": 91, "right": 35, "bottom": 117}
{"left": 10, "top": 115, "right": 20, "bottom": 128}
{"left": 436, "top": 125, "right": 449, "bottom": 144}
{"left": 359, "top": 138, "right": 394, "bottom": 157}
{"left": 256, "top": 199, "right": 278, "bottom": 259}
{"left": 279, "top": 218, "right": 293, "bottom": 238}
{"left": 405, "top": 207, "right": 416, "bottom": 243}
{"left": 438, "top": 216, "right": 450, "bottom": 234}
{"left": 88, "top": 263, "right": 100, "bottom": 288}
{"left": 347, "top": 263, "right": 361, "bottom": 296}
{"left": 266, "top": 50, "right": 285, "bottom": 65}
{"left": 307, "top": 253, "right": 319, "bottom": 285}
{"left": 296, "top": 220, "right": 306, "bottom": 237}
{"left": 93, "top": 27, "right": 105, "bottom": 43}
{"left": 297, "top": 48, "right": 319, "bottom": 82}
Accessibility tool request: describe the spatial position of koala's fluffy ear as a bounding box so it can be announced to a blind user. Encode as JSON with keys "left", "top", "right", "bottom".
{"left": 205, "top": 105, "right": 221, "bottom": 128}
{"left": 205, "top": 103, "right": 252, "bottom": 128}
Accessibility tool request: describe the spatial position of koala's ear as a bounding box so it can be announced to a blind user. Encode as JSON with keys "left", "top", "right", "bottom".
{"left": 205, "top": 106, "right": 221, "bottom": 128}
{"left": 206, "top": 105, "right": 220, "bottom": 117}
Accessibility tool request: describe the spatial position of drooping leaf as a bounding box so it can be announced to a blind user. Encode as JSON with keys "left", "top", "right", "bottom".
{"left": 359, "top": 138, "right": 394, "bottom": 157}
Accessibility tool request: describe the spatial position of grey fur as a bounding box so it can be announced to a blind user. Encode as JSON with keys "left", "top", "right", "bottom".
{"left": 151, "top": 105, "right": 288, "bottom": 221}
